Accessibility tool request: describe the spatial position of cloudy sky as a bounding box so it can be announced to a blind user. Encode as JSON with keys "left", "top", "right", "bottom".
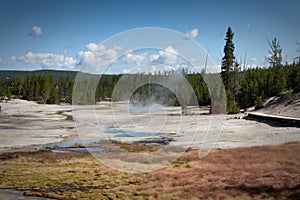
{"left": 0, "top": 0, "right": 299, "bottom": 73}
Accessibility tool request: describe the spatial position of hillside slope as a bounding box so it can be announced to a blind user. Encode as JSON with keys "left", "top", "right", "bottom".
{"left": 258, "top": 92, "right": 300, "bottom": 118}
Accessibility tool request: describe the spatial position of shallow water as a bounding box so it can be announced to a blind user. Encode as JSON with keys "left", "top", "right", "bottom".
{"left": 114, "top": 132, "right": 164, "bottom": 138}
{"left": 38, "top": 138, "right": 99, "bottom": 149}
{"left": 0, "top": 189, "right": 52, "bottom": 200}
{"left": 51, "top": 147, "right": 104, "bottom": 153}
{"left": 31, "top": 126, "right": 165, "bottom": 153}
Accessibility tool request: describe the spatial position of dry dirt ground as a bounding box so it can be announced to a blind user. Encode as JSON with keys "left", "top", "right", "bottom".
{"left": 0, "top": 99, "right": 299, "bottom": 151}
{"left": 0, "top": 99, "right": 76, "bottom": 150}
{"left": 0, "top": 99, "right": 299, "bottom": 199}
{"left": 0, "top": 142, "right": 299, "bottom": 199}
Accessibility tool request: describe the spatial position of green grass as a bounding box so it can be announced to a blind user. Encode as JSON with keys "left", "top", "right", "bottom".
{"left": 55, "top": 110, "right": 74, "bottom": 121}
{"left": 65, "top": 115, "right": 74, "bottom": 121}
{"left": 109, "top": 139, "right": 160, "bottom": 153}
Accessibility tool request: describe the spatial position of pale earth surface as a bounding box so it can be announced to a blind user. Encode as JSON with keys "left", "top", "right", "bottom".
{"left": 0, "top": 99, "right": 299, "bottom": 152}
{"left": 0, "top": 98, "right": 299, "bottom": 197}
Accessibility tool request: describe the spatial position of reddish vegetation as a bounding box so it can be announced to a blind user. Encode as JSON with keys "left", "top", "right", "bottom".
{"left": 144, "top": 142, "right": 300, "bottom": 199}
{"left": 0, "top": 142, "right": 299, "bottom": 199}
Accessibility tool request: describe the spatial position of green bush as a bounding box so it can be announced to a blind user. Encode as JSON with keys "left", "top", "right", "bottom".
{"left": 255, "top": 96, "right": 264, "bottom": 110}
{"left": 226, "top": 92, "right": 240, "bottom": 114}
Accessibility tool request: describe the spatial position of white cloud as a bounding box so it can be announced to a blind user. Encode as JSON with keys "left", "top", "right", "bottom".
{"left": 116, "top": 46, "right": 187, "bottom": 74}
{"left": 10, "top": 43, "right": 184, "bottom": 73}
{"left": 30, "top": 26, "right": 43, "bottom": 37}
{"left": 77, "top": 43, "right": 125, "bottom": 73}
{"left": 250, "top": 57, "right": 257, "bottom": 62}
{"left": 194, "top": 65, "right": 221, "bottom": 74}
{"left": 62, "top": 57, "right": 77, "bottom": 70}
{"left": 150, "top": 45, "right": 179, "bottom": 65}
{"left": 10, "top": 56, "right": 17, "bottom": 61}
{"left": 0, "top": 57, "right": 2, "bottom": 62}
{"left": 122, "top": 69, "right": 131, "bottom": 74}
{"left": 185, "top": 28, "right": 199, "bottom": 39}
{"left": 77, "top": 50, "right": 91, "bottom": 63}
{"left": 122, "top": 65, "right": 176, "bottom": 74}
{"left": 125, "top": 52, "right": 148, "bottom": 65}
{"left": 85, "top": 43, "right": 98, "bottom": 51}
{"left": 10, "top": 43, "right": 127, "bottom": 71}
{"left": 164, "top": 46, "right": 179, "bottom": 55}
{"left": 13, "top": 52, "right": 76, "bottom": 69}
{"left": 76, "top": 44, "right": 181, "bottom": 74}
{"left": 120, "top": 46, "right": 181, "bottom": 68}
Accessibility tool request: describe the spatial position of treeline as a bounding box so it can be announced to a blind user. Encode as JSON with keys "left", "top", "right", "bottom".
{"left": 1, "top": 27, "right": 300, "bottom": 112}
{"left": 238, "top": 63, "right": 300, "bottom": 108}
{"left": 0, "top": 70, "right": 215, "bottom": 107}
{"left": 0, "top": 72, "right": 73, "bottom": 104}
{"left": 1, "top": 62, "right": 299, "bottom": 110}
{"left": 221, "top": 27, "right": 300, "bottom": 113}
{"left": 72, "top": 72, "right": 212, "bottom": 106}
{"left": 220, "top": 62, "right": 300, "bottom": 111}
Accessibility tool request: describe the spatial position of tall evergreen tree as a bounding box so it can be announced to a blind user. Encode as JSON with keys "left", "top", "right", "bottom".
{"left": 231, "top": 60, "right": 241, "bottom": 99}
{"left": 48, "top": 86, "right": 60, "bottom": 104}
{"left": 221, "top": 27, "right": 239, "bottom": 113}
{"left": 40, "top": 73, "right": 52, "bottom": 104}
{"left": 268, "top": 37, "right": 282, "bottom": 67}
{"left": 294, "top": 42, "right": 300, "bottom": 64}
{"left": 268, "top": 38, "right": 286, "bottom": 93}
{"left": 16, "top": 77, "right": 23, "bottom": 97}
{"left": 221, "top": 27, "right": 235, "bottom": 90}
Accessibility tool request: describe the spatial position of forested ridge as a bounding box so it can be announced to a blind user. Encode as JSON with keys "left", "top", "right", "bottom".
{"left": 1, "top": 27, "right": 299, "bottom": 113}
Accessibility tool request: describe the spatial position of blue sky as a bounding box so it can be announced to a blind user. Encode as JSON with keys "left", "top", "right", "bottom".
{"left": 0, "top": 0, "right": 299, "bottom": 73}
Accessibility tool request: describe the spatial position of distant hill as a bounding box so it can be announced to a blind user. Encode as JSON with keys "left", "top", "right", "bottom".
{"left": 0, "top": 70, "right": 78, "bottom": 83}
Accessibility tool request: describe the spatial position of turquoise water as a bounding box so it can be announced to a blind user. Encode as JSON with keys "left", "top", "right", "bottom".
{"left": 37, "top": 126, "right": 165, "bottom": 153}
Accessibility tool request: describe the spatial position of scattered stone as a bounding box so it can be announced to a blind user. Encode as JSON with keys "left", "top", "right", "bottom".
{"left": 133, "top": 137, "right": 174, "bottom": 146}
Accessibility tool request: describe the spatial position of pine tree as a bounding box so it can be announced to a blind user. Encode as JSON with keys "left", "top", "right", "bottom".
{"left": 22, "top": 73, "right": 30, "bottom": 100}
{"left": 48, "top": 86, "right": 60, "bottom": 104}
{"left": 295, "top": 65, "right": 300, "bottom": 92}
{"left": 221, "top": 27, "right": 235, "bottom": 90}
{"left": 40, "top": 73, "right": 52, "bottom": 104}
{"left": 267, "top": 38, "right": 286, "bottom": 93}
{"left": 268, "top": 37, "right": 282, "bottom": 67}
{"left": 221, "top": 27, "right": 239, "bottom": 113}
{"left": 231, "top": 60, "right": 241, "bottom": 99}
{"left": 16, "top": 77, "right": 23, "bottom": 97}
